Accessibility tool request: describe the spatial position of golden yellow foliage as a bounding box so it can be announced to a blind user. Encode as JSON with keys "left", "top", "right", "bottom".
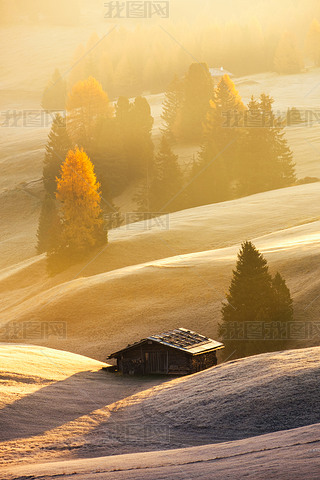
{"left": 66, "top": 76, "right": 113, "bottom": 147}
{"left": 204, "top": 74, "right": 245, "bottom": 136}
{"left": 56, "top": 147, "right": 105, "bottom": 254}
{"left": 220, "top": 75, "right": 246, "bottom": 111}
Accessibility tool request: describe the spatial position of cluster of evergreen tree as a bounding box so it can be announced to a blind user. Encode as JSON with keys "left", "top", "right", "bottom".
{"left": 37, "top": 71, "right": 298, "bottom": 272}
{"left": 179, "top": 73, "right": 296, "bottom": 208}
{"left": 37, "top": 78, "right": 159, "bottom": 270}
{"left": 161, "top": 63, "right": 215, "bottom": 144}
{"left": 219, "top": 241, "right": 294, "bottom": 358}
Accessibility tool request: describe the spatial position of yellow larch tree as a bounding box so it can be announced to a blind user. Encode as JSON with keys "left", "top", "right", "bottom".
{"left": 56, "top": 147, "right": 106, "bottom": 257}
{"left": 66, "top": 76, "right": 113, "bottom": 148}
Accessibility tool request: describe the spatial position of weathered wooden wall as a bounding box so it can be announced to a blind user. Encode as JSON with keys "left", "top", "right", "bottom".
{"left": 116, "top": 341, "right": 218, "bottom": 375}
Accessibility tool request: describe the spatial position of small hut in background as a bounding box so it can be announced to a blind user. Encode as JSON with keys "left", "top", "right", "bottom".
{"left": 108, "top": 328, "right": 224, "bottom": 376}
{"left": 210, "top": 66, "right": 234, "bottom": 82}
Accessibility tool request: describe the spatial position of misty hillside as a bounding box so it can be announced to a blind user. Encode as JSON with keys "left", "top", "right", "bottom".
{"left": 1, "top": 183, "right": 320, "bottom": 359}
{"left": 2, "top": 1, "right": 320, "bottom": 478}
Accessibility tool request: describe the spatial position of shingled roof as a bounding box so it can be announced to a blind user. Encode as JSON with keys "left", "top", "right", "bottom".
{"left": 108, "top": 328, "right": 224, "bottom": 358}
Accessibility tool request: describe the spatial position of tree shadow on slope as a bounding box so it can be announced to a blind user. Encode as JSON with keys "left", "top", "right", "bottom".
{"left": 0, "top": 369, "right": 164, "bottom": 442}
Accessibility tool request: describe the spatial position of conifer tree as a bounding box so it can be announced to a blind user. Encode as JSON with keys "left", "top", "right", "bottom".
{"left": 41, "top": 69, "right": 67, "bottom": 111}
{"left": 161, "top": 75, "right": 183, "bottom": 143}
{"left": 115, "top": 96, "right": 132, "bottom": 164}
{"left": 213, "top": 74, "right": 246, "bottom": 115}
{"left": 55, "top": 147, "right": 107, "bottom": 259}
{"left": 219, "top": 242, "right": 294, "bottom": 358}
{"left": 187, "top": 75, "right": 245, "bottom": 207}
{"left": 221, "top": 241, "right": 274, "bottom": 326}
{"left": 115, "top": 96, "right": 132, "bottom": 135}
{"left": 66, "top": 77, "right": 113, "bottom": 149}
{"left": 235, "top": 94, "right": 296, "bottom": 196}
{"left": 129, "top": 96, "right": 154, "bottom": 179}
{"left": 43, "top": 114, "right": 71, "bottom": 197}
{"left": 91, "top": 114, "right": 127, "bottom": 197}
{"left": 271, "top": 272, "right": 293, "bottom": 323}
{"left": 149, "top": 135, "right": 184, "bottom": 213}
{"left": 180, "top": 63, "right": 214, "bottom": 142}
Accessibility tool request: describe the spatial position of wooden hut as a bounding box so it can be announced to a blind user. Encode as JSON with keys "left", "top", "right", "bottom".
{"left": 108, "top": 328, "right": 224, "bottom": 376}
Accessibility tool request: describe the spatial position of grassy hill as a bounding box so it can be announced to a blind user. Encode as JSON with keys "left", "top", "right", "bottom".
{"left": 0, "top": 183, "right": 319, "bottom": 359}
{"left": 0, "top": 344, "right": 319, "bottom": 472}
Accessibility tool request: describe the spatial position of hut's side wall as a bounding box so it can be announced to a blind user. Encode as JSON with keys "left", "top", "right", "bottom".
{"left": 117, "top": 342, "right": 191, "bottom": 375}
{"left": 190, "top": 351, "right": 217, "bottom": 373}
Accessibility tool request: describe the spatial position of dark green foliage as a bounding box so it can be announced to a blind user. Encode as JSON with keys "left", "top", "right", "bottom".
{"left": 43, "top": 114, "right": 71, "bottom": 197}
{"left": 221, "top": 241, "right": 274, "bottom": 325}
{"left": 219, "top": 242, "right": 294, "bottom": 358}
{"left": 41, "top": 69, "right": 67, "bottom": 111}
{"left": 271, "top": 272, "right": 293, "bottom": 323}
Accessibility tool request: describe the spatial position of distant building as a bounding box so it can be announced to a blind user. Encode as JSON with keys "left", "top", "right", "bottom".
{"left": 108, "top": 328, "right": 224, "bottom": 376}
{"left": 210, "top": 67, "right": 234, "bottom": 79}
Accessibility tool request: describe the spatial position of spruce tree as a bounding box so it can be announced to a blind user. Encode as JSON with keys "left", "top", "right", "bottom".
{"left": 219, "top": 241, "right": 272, "bottom": 357}
{"left": 161, "top": 75, "right": 183, "bottom": 143}
{"left": 221, "top": 242, "right": 274, "bottom": 326}
{"left": 271, "top": 272, "right": 293, "bottom": 323}
{"left": 180, "top": 63, "right": 214, "bottom": 142}
{"left": 187, "top": 75, "right": 245, "bottom": 207}
{"left": 257, "top": 94, "right": 296, "bottom": 189}
{"left": 149, "top": 135, "right": 184, "bottom": 213}
{"left": 91, "top": 114, "right": 128, "bottom": 197}
{"left": 114, "top": 96, "right": 133, "bottom": 185}
{"left": 236, "top": 94, "right": 296, "bottom": 196}
{"left": 128, "top": 96, "right": 154, "bottom": 179}
{"left": 219, "top": 242, "right": 294, "bottom": 358}
{"left": 43, "top": 114, "right": 71, "bottom": 197}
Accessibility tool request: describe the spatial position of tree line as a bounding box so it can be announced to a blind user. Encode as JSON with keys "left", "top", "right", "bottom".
{"left": 41, "top": 16, "right": 320, "bottom": 111}
{"left": 38, "top": 68, "right": 297, "bottom": 271}
{"left": 161, "top": 64, "right": 296, "bottom": 205}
